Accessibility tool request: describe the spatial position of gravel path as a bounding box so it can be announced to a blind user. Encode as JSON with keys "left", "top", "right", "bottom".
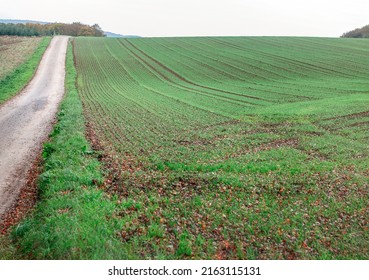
{"left": 0, "top": 36, "right": 69, "bottom": 219}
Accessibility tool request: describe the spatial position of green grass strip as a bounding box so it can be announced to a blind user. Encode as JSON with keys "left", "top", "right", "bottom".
{"left": 0, "top": 37, "right": 51, "bottom": 105}
{"left": 10, "top": 41, "right": 127, "bottom": 259}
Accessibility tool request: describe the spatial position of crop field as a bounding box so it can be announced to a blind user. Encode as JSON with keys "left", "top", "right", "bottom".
{"left": 73, "top": 37, "right": 369, "bottom": 259}
{"left": 0, "top": 36, "right": 42, "bottom": 80}
{"left": 0, "top": 36, "right": 49, "bottom": 104}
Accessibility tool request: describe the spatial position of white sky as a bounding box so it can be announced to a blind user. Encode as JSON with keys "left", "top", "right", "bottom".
{"left": 1, "top": 0, "right": 369, "bottom": 37}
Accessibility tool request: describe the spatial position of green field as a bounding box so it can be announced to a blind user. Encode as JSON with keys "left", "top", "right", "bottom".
{"left": 0, "top": 36, "right": 42, "bottom": 80}
{"left": 70, "top": 37, "right": 369, "bottom": 259}
{"left": 0, "top": 36, "right": 50, "bottom": 105}
{"left": 12, "top": 36, "right": 369, "bottom": 260}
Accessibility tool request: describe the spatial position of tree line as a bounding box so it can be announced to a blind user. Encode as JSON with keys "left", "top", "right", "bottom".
{"left": 0, "top": 22, "right": 105, "bottom": 37}
{"left": 341, "top": 24, "right": 369, "bottom": 38}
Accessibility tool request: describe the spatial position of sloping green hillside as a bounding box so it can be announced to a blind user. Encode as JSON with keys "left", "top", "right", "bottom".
{"left": 14, "top": 37, "right": 369, "bottom": 259}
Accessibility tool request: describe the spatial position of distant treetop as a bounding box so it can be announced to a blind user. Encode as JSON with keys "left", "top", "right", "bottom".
{"left": 0, "top": 22, "right": 105, "bottom": 37}
{"left": 341, "top": 25, "right": 369, "bottom": 38}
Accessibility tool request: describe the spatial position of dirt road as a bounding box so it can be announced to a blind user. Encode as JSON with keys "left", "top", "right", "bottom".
{"left": 0, "top": 36, "right": 69, "bottom": 219}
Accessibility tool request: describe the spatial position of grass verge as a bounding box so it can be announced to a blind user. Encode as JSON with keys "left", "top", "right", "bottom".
{"left": 0, "top": 37, "right": 51, "bottom": 105}
{"left": 9, "top": 41, "right": 127, "bottom": 259}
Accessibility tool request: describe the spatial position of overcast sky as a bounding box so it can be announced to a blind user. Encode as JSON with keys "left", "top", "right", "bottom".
{"left": 1, "top": 0, "right": 368, "bottom": 37}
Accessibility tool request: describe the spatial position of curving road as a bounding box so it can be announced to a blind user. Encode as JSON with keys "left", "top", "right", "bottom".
{"left": 0, "top": 36, "right": 69, "bottom": 219}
